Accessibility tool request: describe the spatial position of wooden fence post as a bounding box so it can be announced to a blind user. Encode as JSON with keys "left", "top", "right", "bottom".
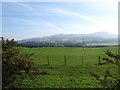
{"left": 82, "top": 56, "right": 83, "bottom": 65}
{"left": 98, "top": 56, "right": 101, "bottom": 65}
{"left": 47, "top": 55, "right": 50, "bottom": 65}
{"left": 64, "top": 55, "right": 67, "bottom": 65}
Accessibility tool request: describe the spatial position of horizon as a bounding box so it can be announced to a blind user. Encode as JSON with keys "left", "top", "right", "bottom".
{"left": 2, "top": 1, "right": 118, "bottom": 40}
{"left": 15, "top": 31, "right": 118, "bottom": 41}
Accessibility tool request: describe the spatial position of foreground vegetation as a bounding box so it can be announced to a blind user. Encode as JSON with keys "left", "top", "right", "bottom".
{"left": 21, "top": 65, "right": 118, "bottom": 88}
{"left": 2, "top": 38, "right": 45, "bottom": 88}
{"left": 18, "top": 46, "right": 119, "bottom": 88}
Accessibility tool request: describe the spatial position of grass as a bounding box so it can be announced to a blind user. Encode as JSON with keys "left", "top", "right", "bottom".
{"left": 19, "top": 46, "right": 118, "bottom": 66}
{"left": 19, "top": 46, "right": 118, "bottom": 88}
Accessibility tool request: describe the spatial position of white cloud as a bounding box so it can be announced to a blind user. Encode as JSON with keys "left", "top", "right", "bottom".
{"left": 9, "top": 17, "right": 68, "bottom": 34}
{"left": 15, "top": 2, "right": 37, "bottom": 11}
{"left": 42, "top": 21, "right": 69, "bottom": 34}
{"left": 59, "top": 17, "right": 118, "bottom": 34}
{"left": 94, "top": 18, "right": 118, "bottom": 34}
{"left": 49, "top": 8, "right": 96, "bottom": 22}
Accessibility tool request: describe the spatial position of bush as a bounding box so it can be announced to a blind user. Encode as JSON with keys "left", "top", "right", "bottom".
{"left": 91, "top": 50, "right": 120, "bottom": 89}
{"left": 2, "top": 38, "right": 42, "bottom": 88}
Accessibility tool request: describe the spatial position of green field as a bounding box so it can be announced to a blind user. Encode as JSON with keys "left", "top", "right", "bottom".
{"left": 19, "top": 46, "right": 118, "bottom": 88}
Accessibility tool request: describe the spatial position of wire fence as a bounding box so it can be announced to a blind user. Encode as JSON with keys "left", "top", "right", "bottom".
{"left": 36, "top": 55, "right": 103, "bottom": 66}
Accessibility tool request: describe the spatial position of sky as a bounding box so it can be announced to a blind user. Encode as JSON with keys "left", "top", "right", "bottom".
{"left": 1, "top": 0, "right": 119, "bottom": 40}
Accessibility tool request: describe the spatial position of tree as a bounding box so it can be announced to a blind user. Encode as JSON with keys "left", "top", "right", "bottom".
{"left": 2, "top": 37, "right": 44, "bottom": 88}
{"left": 91, "top": 50, "right": 120, "bottom": 89}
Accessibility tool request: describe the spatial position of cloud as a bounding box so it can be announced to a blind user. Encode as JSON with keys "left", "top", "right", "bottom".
{"left": 15, "top": 2, "right": 37, "bottom": 11}
{"left": 3, "top": 17, "right": 69, "bottom": 39}
{"left": 13, "top": 2, "right": 45, "bottom": 16}
{"left": 42, "top": 21, "right": 69, "bottom": 34}
{"left": 10, "top": 17, "right": 68, "bottom": 34}
{"left": 95, "top": 18, "right": 118, "bottom": 34}
{"left": 59, "top": 16, "right": 118, "bottom": 34}
{"left": 48, "top": 8, "right": 96, "bottom": 22}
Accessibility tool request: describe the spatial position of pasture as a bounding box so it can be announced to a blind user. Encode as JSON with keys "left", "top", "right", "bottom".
{"left": 19, "top": 46, "right": 118, "bottom": 88}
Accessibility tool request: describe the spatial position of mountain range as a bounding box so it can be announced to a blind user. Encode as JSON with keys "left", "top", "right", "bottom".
{"left": 19, "top": 31, "right": 118, "bottom": 43}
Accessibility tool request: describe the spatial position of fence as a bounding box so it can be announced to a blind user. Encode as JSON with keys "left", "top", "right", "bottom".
{"left": 37, "top": 55, "right": 102, "bottom": 66}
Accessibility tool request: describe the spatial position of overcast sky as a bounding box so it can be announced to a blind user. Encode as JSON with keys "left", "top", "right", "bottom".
{"left": 2, "top": 0, "right": 118, "bottom": 40}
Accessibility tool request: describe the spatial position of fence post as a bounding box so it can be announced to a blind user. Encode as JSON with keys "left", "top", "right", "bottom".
{"left": 98, "top": 56, "right": 101, "bottom": 65}
{"left": 64, "top": 55, "right": 67, "bottom": 65}
{"left": 47, "top": 55, "right": 50, "bottom": 65}
{"left": 82, "top": 56, "right": 83, "bottom": 65}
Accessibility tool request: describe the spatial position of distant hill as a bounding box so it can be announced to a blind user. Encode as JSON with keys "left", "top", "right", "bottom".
{"left": 18, "top": 31, "right": 118, "bottom": 47}
{"left": 19, "top": 31, "right": 118, "bottom": 43}
{"left": 88, "top": 31, "right": 117, "bottom": 38}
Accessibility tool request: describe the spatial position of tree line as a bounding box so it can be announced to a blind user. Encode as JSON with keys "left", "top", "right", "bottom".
{"left": 18, "top": 41, "right": 87, "bottom": 48}
{"left": 18, "top": 42, "right": 117, "bottom": 48}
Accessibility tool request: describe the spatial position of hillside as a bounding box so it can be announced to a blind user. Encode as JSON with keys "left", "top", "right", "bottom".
{"left": 18, "top": 32, "right": 118, "bottom": 47}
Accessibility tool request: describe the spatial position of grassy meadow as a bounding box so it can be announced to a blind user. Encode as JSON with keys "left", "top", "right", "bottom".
{"left": 19, "top": 46, "right": 118, "bottom": 88}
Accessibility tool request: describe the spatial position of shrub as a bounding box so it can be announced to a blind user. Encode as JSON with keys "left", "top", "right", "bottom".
{"left": 2, "top": 37, "right": 42, "bottom": 88}
{"left": 90, "top": 50, "right": 120, "bottom": 89}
